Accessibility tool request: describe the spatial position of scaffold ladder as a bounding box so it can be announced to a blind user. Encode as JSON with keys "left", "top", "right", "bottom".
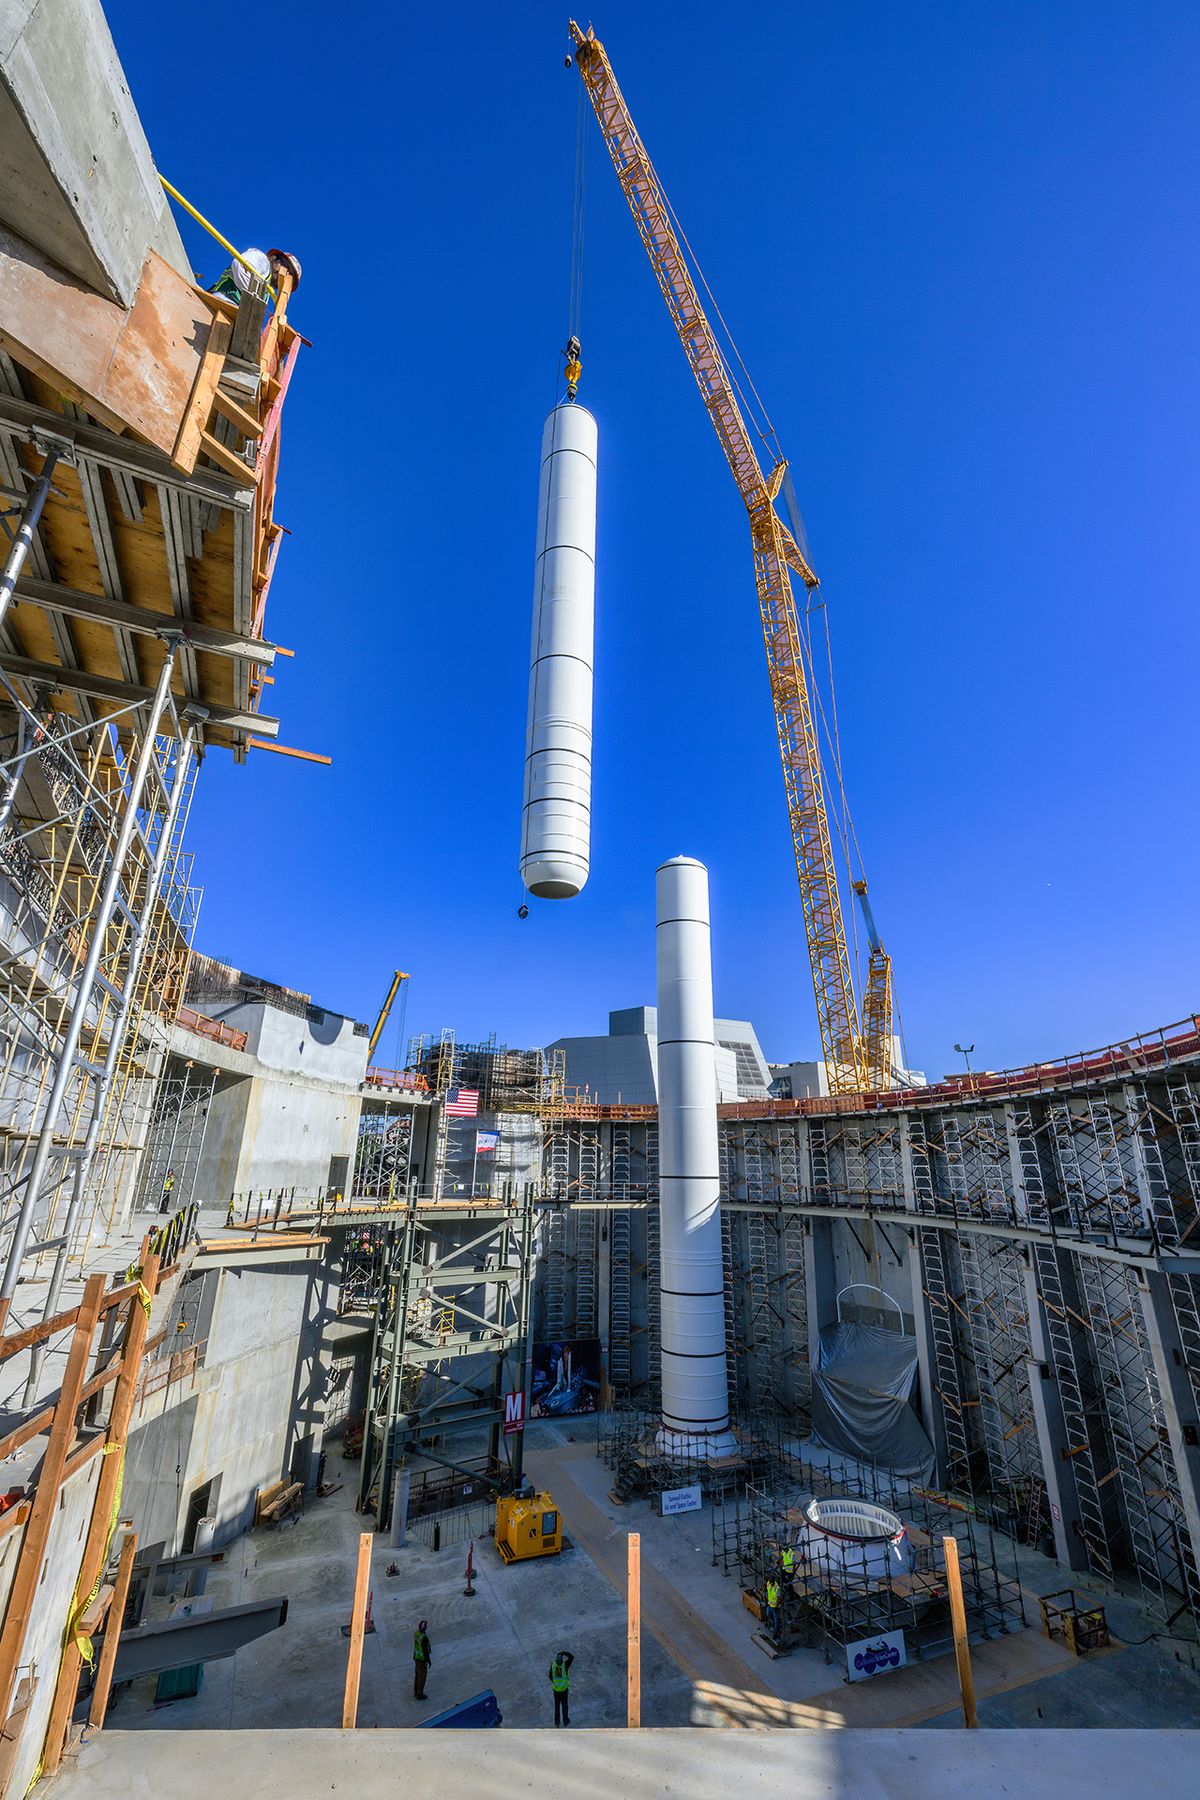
{"left": 919, "top": 1226, "right": 973, "bottom": 1492}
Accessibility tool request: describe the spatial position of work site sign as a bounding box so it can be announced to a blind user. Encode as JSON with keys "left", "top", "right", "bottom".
{"left": 846, "top": 1629, "right": 906, "bottom": 1682}
{"left": 503, "top": 1390, "right": 526, "bottom": 1435}
{"left": 660, "top": 1484, "right": 702, "bottom": 1516}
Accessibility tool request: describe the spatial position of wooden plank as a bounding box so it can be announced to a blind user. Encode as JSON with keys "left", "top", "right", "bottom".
{"left": 342, "top": 1532, "right": 373, "bottom": 1729}
{"left": 212, "top": 388, "right": 262, "bottom": 441}
{"left": 943, "top": 1535, "right": 978, "bottom": 1728}
{"left": 41, "top": 1253, "right": 161, "bottom": 1774}
{"left": 627, "top": 1531, "right": 640, "bottom": 1729}
{"left": 88, "top": 1532, "right": 137, "bottom": 1730}
{"left": 0, "top": 1303, "right": 81, "bottom": 1364}
{"left": 173, "top": 316, "right": 231, "bottom": 475}
{"left": 198, "top": 430, "right": 254, "bottom": 487}
{"left": 0, "top": 1273, "right": 106, "bottom": 1719}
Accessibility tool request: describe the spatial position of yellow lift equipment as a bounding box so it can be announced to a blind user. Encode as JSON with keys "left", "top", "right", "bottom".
{"left": 495, "top": 1490, "right": 563, "bottom": 1563}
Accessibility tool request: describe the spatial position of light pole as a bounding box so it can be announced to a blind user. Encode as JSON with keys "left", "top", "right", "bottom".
{"left": 954, "top": 1043, "right": 975, "bottom": 1089}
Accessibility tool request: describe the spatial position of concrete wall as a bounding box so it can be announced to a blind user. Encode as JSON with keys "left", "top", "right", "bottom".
{"left": 0, "top": 0, "right": 190, "bottom": 304}
{"left": 168, "top": 1016, "right": 366, "bottom": 1205}
{"left": 124, "top": 1253, "right": 331, "bottom": 1554}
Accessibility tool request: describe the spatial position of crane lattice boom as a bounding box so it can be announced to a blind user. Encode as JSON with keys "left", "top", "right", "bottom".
{"left": 570, "top": 20, "right": 889, "bottom": 1091}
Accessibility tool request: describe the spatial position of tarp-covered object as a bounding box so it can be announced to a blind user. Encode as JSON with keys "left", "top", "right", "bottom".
{"left": 810, "top": 1319, "right": 935, "bottom": 1482}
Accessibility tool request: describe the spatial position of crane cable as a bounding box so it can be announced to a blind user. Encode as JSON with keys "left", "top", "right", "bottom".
{"left": 568, "top": 81, "right": 589, "bottom": 352}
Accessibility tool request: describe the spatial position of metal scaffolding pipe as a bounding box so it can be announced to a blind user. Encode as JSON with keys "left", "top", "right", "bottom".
{"left": 0, "top": 450, "right": 58, "bottom": 637}
{"left": 655, "top": 856, "right": 735, "bottom": 1456}
{"left": 0, "top": 642, "right": 180, "bottom": 1307}
{"left": 22, "top": 724, "right": 197, "bottom": 1399}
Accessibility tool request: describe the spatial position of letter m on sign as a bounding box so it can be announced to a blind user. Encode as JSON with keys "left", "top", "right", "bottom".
{"left": 503, "top": 1390, "right": 525, "bottom": 1436}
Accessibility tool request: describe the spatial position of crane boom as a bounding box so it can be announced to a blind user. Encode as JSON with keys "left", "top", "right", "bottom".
{"left": 569, "top": 21, "right": 869, "bottom": 1089}
{"left": 368, "top": 970, "right": 408, "bottom": 1061}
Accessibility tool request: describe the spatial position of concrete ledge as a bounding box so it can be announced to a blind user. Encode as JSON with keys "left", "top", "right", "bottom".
{"left": 63, "top": 1728, "right": 1198, "bottom": 1798}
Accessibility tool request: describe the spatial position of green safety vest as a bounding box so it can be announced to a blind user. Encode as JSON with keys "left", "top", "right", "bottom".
{"left": 781, "top": 1548, "right": 795, "bottom": 1575}
{"left": 550, "top": 1657, "right": 570, "bottom": 1691}
{"left": 413, "top": 1631, "right": 428, "bottom": 1662}
{"left": 766, "top": 1580, "right": 781, "bottom": 1608}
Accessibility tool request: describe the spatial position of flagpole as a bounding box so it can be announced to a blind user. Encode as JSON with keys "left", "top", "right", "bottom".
{"left": 470, "top": 1133, "right": 478, "bottom": 1198}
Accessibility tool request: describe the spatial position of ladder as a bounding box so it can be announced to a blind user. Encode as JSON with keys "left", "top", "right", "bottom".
{"left": 919, "top": 1225, "right": 973, "bottom": 1493}
{"left": 645, "top": 1126, "right": 661, "bottom": 1374}
{"left": 1033, "top": 1241, "right": 1113, "bottom": 1582}
{"left": 609, "top": 1126, "right": 632, "bottom": 1388}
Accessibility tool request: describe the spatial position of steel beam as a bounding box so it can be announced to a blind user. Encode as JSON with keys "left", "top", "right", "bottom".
{"left": 0, "top": 653, "right": 278, "bottom": 738}
{"left": 13, "top": 577, "right": 277, "bottom": 664}
{"left": 108, "top": 1596, "right": 288, "bottom": 1682}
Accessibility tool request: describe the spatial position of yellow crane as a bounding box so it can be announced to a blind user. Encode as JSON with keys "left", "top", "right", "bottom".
{"left": 368, "top": 970, "right": 409, "bottom": 1062}
{"left": 568, "top": 20, "right": 893, "bottom": 1092}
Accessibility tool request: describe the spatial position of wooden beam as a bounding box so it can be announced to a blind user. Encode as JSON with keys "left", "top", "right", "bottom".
{"left": 0, "top": 1274, "right": 106, "bottom": 1718}
{"left": 342, "top": 1532, "right": 373, "bottom": 1729}
{"left": 943, "top": 1534, "right": 978, "bottom": 1728}
{"left": 627, "top": 1531, "right": 641, "bottom": 1729}
{"left": 198, "top": 429, "right": 254, "bottom": 486}
{"left": 0, "top": 654, "right": 280, "bottom": 738}
{"left": 247, "top": 739, "right": 331, "bottom": 766}
{"left": 88, "top": 1531, "right": 137, "bottom": 1730}
{"left": 41, "top": 1253, "right": 160, "bottom": 1773}
{"left": 211, "top": 388, "right": 263, "bottom": 442}
{"left": 13, "top": 577, "right": 278, "bottom": 664}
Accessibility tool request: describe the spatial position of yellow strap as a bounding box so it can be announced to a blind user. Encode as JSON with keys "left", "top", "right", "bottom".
{"left": 159, "top": 176, "right": 277, "bottom": 299}
{"left": 65, "top": 1448, "right": 125, "bottom": 1671}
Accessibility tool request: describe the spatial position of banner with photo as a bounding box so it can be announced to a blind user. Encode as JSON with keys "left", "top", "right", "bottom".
{"left": 530, "top": 1337, "right": 602, "bottom": 1419}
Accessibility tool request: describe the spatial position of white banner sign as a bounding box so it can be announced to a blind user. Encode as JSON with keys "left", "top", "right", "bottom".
{"left": 846, "top": 1629, "right": 907, "bottom": 1682}
{"left": 660, "top": 1484, "right": 702, "bottom": 1516}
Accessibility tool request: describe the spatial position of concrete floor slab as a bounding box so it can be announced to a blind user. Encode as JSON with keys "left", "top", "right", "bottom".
{"left": 53, "top": 1727, "right": 1200, "bottom": 1799}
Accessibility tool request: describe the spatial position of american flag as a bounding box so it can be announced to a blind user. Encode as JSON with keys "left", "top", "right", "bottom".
{"left": 445, "top": 1088, "right": 479, "bottom": 1118}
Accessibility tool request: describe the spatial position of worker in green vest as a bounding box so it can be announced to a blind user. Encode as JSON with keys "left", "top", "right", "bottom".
{"left": 781, "top": 1544, "right": 796, "bottom": 1579}
{"left": 548, "top": 1648, "right": 575, "bottom": 1726}
{"left": 764, "top": 1574, "right": 782, "bottom": 1638}
{"left": 412, "top": 1618, "right": 432, "bottom": 1698}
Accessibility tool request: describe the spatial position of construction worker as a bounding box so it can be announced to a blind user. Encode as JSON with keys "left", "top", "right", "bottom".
{"left": 548, "top": 1648, "right": 574, "bottom": 1726}
{"left": 780, "top": 1543, "right": 796, "bottom": 1580}
{"left": 158, "top": 1168, "right": 175, "bottom": 1215}
{"left": 412, "top": 1618, "right": 432, "bottom": 1698}
{"left": 764, "top": 1573, "right": 782, "bottom": 1638}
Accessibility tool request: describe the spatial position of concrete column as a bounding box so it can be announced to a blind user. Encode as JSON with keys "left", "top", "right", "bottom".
{"left": 1138, "top": 1271, "right": 1200, "bottom": 1571}
{"left": 804, "top": 1216, "right": 837, "bottom": 1378}
{"left": 1021, "top": 1256, "right": 1089, "bottom": 1569}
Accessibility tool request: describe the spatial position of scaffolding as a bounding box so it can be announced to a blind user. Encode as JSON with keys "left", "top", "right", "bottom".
{"left": 357, "top": 1187, "right": 535, "bottom": 1529}
{"left": 0, "top": 681, "right": 201, "bottom": 1343}
{"left": 710, "top": 1447, "right": 1026, "bottom": 1671}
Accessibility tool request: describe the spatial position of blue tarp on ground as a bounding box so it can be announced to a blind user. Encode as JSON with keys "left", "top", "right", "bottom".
{"left": 810, "top": 1319, "right": 935, "bottom": 1482}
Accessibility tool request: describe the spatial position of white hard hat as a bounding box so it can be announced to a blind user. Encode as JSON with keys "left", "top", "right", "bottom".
{"left": 231, "top": 248, "right": 272, "bottom": 293}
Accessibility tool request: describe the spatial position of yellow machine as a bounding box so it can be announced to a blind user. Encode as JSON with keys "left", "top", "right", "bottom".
{"left": 495, "top": 1490, "right": 563, "bottom": 1564}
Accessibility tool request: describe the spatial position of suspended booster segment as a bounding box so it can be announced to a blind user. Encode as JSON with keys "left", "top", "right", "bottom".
{"left": 520, "top": 402, "right": 597, "bottom": 900}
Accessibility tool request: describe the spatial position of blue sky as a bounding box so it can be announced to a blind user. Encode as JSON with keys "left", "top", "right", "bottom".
{"left": 108, "top": 1, "right": 1199, "bottom": 1077}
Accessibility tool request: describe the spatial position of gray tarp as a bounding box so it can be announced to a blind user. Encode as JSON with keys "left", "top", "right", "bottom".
{"left": 810, "top": 1319, "right": 935, "bottom": 1483}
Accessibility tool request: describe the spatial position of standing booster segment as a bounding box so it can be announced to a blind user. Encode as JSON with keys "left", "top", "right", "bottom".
{"left": 520, "top": 402, "right": 597, "bottom": 899}
{"left": 655, "top": 856, "right": 736, "bottom": 1456}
